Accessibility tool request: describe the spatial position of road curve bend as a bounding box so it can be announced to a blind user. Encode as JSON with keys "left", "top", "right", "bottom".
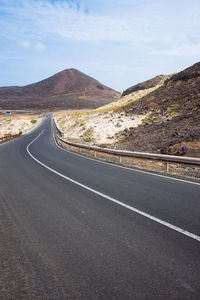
{"left": 0, "top": 114, "right": 200, "bottom": 299}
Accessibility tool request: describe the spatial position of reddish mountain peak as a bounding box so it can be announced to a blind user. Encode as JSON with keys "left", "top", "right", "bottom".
{"left": 0, "top": 68, "right": 120, "bottom": 110}
{"left": 24, "top": 68, "right": 109, "bottom": 96}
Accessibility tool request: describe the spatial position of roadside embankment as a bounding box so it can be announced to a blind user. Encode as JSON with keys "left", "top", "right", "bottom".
{"left": 55, "top": 134, "right": 200, "bottom": 181}
{"left": 0, "top": 114, "right": 43, "bottom": 144}
{"left": 52, "top": 79, "right": 165, "bottom": 147}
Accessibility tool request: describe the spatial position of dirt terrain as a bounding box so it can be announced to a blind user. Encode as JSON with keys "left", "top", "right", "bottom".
{"left": 55, "top": 62, "right": 200, "bottom": 157}
{"left": 0, "top": 113, "right": 42, "bottom": 141}
{"left": 116, "top": 62, "right": 200, "bottom": 156}
{"left": 121, "top": 75, "right": 170, "bottom": 97}
{"left": 54, "top": 76, "right": 166, "bottom": 146}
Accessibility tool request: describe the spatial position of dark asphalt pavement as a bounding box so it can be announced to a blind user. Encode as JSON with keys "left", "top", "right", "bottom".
{"left": 0, "top": 114, "right": 200, "bottom": 299}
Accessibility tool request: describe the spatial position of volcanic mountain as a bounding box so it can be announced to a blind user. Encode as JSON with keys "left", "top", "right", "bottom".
{"left": 0, "top": 69, "right": 120, "bottom": 110}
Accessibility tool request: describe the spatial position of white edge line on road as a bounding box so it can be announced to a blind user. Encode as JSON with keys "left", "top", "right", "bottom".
{"left": 52, "top": 123, "right": 200, "bottom": 187}
{"left": 27, "top": 130, "right": 200, "bottom": 242}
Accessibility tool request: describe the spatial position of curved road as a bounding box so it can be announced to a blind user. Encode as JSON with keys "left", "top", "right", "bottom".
{"left": 0, "top": 114, "right": 200, "bottom": 299}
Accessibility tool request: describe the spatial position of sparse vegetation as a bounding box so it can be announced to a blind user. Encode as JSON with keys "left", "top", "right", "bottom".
{"left": 166, "top": 111, "right": 176, "bottom": 117}
{"left": 85, "top": 133, "right": 93, "bottom": 142}
{"left": 166, "top": 80, "right": 172, "bottom": 86}
{"left": 175, "top": 80, "right": 182, "bottom": 86}
{"left": 170, "top": 104, "right": 180, "bottom": 108}
{"left": 83, "top": 127, "right": 94, "bottom": 142}
{"left": 147, "top": 96, "right": 155, "bottom": 101}
{"left": 145, "top": 102, "right": 159, "bottom": 110}
{"left": 0, "top": 115, "right": 40, "bottom": 141}
{"left": 141, "top": 116, "right": 159, "bottom": 124}
{"left": 31, "top": 119, "right": 37, "bottom": 124}
{"left": 167, "top": 104, "right": 180, "bottom": 112}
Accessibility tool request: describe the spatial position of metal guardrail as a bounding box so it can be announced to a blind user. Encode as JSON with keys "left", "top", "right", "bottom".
{"left": 56, "top": 135, "right": 200, "bottom": 166}
{"left": 53, "top": 119, "right": 63, "bottom": 137}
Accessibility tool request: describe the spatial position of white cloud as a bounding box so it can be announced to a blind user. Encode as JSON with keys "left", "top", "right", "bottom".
{"left": 19, "top": 40, "right": 46, "bottom": 52}
{"left": 1, "top": 0, "right": 200, "bottom": 90}
{"left": 35, "top": 41, "right": 46, "bottom": 52}
{"left": 20, "top": 40, "right": 31, "bottom": 49}
{"left": 0, "top": 0, "right": 171, "bottom": 46}
{"left": 1, "top": 0, "right": 200, "bottom": 52}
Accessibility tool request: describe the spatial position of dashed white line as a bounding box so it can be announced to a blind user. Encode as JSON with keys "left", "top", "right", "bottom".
{"left": 27, "top": 130, "right": 200, "bottom": 242}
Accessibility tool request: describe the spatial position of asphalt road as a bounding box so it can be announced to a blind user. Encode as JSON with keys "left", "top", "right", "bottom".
{"left": 0, "top": 114, "right": 200, "bottom": 299}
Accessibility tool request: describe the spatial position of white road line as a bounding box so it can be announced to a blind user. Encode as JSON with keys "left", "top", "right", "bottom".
{"left": 52, "top": 124, "right": 200, "bottom": 187}
{"left": 27, "top": 130, "right": 200, "bottom": 242}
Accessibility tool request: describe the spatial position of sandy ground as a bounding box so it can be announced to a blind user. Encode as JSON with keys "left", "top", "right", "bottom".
{"left": 0, "top": 114, "right": 42, "bottom": 138}
{"left": 54, "top": 79, "right": 168, "bottom": 145}
{"left": 55, "top": 110, "right": 146, "bottom": 145}
{"left": 53, "top": 83, "right": 165, "bottom": 145}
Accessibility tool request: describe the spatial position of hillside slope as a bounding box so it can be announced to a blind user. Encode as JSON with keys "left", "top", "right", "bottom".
{"left": 116, "top": 62, "right": 200, "bottom": 156}
{"left": 54, "top": 73, "right": 168, "bottom": 146}
{"left": 0, "top": 69, "right": 120, "bottom": 110}
{"left": 55, "top": 62, "right": 200, "bottom": 157}
{"left": 121, "top": 75, "right": 170, "bottom": 97}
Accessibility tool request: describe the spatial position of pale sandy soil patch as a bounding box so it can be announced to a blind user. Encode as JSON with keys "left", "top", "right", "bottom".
{"left": 54, "top": 79, "right": 168, "bottom": 145}
{"left": 0, "top": 114, "right": 42, "bottom": 138}
{"left": 54, "top": 109, "right": 92, "bottom": 118}
{"left": 54, "top": 109, "right": 148, "bottom": 145}
{"left": 96, "top": 81, "right": 166, "bottom": 112}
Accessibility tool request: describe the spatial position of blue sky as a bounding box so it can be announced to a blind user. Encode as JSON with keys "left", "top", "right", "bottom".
{"left": 0, "top": 0, "right": 200, "bottom": 92}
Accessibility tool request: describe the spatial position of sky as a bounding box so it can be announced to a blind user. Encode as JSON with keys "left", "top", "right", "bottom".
{"left": 0, "top": 0, "right": 200, "bottom": 92}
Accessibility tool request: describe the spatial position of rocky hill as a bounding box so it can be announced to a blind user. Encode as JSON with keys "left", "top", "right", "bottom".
{"left": 116, "top": 62, "right": 200, "bottom": 156}
{"left": 121, "top": 75, "right": 170, "bottom": 97}
{"left": 54, "top": 72, "right": 168, "bottom": 147}
{"left": 0, "top": 69, "right": 120, "bottom": 110}
{"left": 54, "top": 62, "right": 200, "bottom": 157}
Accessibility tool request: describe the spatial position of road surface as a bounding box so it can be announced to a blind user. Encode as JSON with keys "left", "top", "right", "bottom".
{"left": 0, "top": 114, "right": 200, "bottom": 299}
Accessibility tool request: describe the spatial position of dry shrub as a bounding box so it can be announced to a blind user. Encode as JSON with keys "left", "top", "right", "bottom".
{"left": 145, "top": 102, "right": 159, "bottom": 110}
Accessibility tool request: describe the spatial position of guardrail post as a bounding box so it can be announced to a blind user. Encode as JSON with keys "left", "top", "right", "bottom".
{"left": 54, "top": 126, "right": 200, "bottom": 180}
